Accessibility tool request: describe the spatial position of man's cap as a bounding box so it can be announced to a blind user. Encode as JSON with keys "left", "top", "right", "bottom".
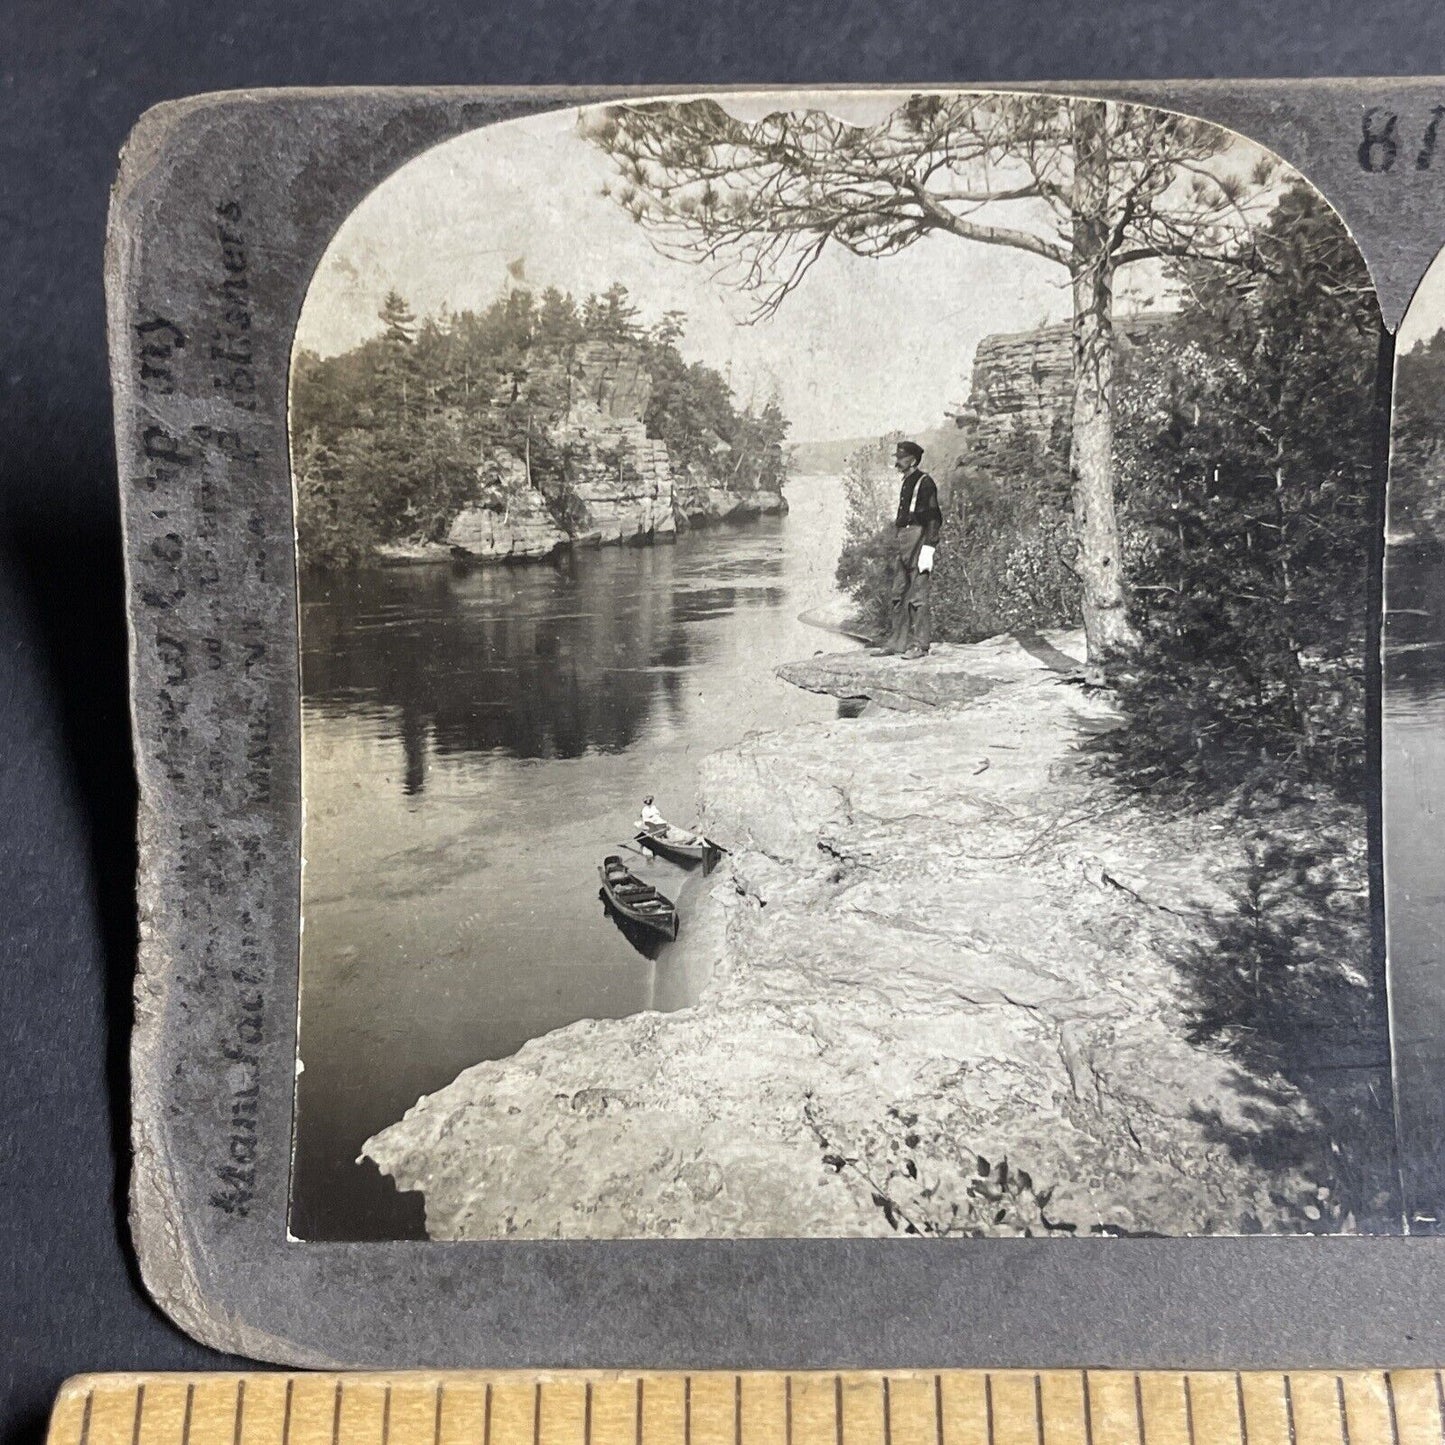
{"left": 894, "top": 440, "right": 924, "bottom": 461}
{"left": 643, "top": 795, "right": 654, "bottom": 804}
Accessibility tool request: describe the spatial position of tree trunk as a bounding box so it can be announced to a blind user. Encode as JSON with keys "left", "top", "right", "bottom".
{"left": 1067, "top": 100, "right": 1137, "bottom": 664}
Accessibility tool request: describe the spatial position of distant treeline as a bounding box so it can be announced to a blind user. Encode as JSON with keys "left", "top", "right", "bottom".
{"left": 292, "top": 283, "right": 789, "bottom": 567}
{"left": 1391, "top": 328, "right": 1445, "bottom": 545}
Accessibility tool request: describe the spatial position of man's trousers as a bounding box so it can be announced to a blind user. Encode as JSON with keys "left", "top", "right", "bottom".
{"left": 885, "top": 523, "right": 931, "bottom": 654}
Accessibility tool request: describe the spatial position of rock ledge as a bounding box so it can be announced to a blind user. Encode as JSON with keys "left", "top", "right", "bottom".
{"left": 363, "top": 631, "right": 1322, "bottom": 1239}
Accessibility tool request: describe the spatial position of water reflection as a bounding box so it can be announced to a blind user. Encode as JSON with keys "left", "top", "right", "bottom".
{"left": 1386, "top": 538, "right": 1445, "bottom": 701}
{"left": 292, "top": 477, "right": 856, "bottom": 1240}
{"left": 1385, "top": 539, "right": 1445, "bottom": 1231}
{"left": 301, "top": 544, "right": 787, "bottom": 778}
{"left": 598, "top": 895, "right": 670, "bottom": 960}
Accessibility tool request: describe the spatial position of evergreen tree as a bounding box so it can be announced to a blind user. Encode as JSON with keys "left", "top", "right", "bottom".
{"left": 292, "top": 283, "right": 791, "bottom": 567}
{"left": 1103, "top": 181, "right": 1382, "bottom": 800}
{"left": 1390, "top": 329, "right": 1445, "bottom": 546}
{"left": 378, "top": 290, "right": 416, "bottom": 345}
{"left": 583, "top": 283, "right": 643, "bottom": 340}
{"left": 537, "top": 287, "right": 585, "bottom": 354}
{"left": 589, "top": 94, "right": 1282, "bottom": 663}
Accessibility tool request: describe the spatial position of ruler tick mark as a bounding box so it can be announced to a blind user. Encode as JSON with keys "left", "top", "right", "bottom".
{"left": 485, "top": 1384, "right": 493, "bottom": 1445}
{"left": 1336, "top": 1378, "right": 1351, "bottom": 1445}
{"left": 1384, "top": 1374, "right": 1401, "bottom": 1445}
{"left": 785, "top": 1378, "right": 793, "bottom": 1445}
{"left": 234, "top": 1381, "right": 246, "bottom": 1445}
{"left": 1133, "top": 1376, "right": 1145, "bottom": 1445}
{"left": 1082, "top": 1374, "right": 1094, "bottom": 1445}
{"left": 734, "top": 1377, "right": 741, "bottom": 1445}
{"left": 1183, "top": 1376, "right": 1196, "bottom": 1445}
{"left": 883, "top": 1377, "right": 892, "bottom": 1445}
{"left": 432, "top": 1384, "right": 443, "bottom": 1445}
{"left": 933, "top": 1376, "right": 944, "bottom": 1445}
{"left": 132, "top": 1385, "right": 146, "bottom": 1445}
{"left": 634, "top": 1379, "right": 642, "bottom": 1445}
{"left": 686, "top": 1378, "right": 692, "bottom": 1445}
{"left": 585, "top": 1383, "right": 593, "bottom": 1445}
{"left": 1435, "top": 1373, "right": 1444, "bottom": 1445}
{"left": 182, "top": 1385, "right": 196, "bottom": 1445}
{"left": 282, "top": 1381, "right": 294, "bottom": 1445}
{"left": 533, "top": 1383, "right": 542, "bottom": 1445}
{"left": 835, "top": 1377, "right": 843, "bottom": 1445}
{"left": 1235, "top": 1375, "right": 1249, "bottom": 1445}
{"left": 1283, "top": 1377, "right": 1297, "bottom": 1445}
{"left": 986, "top": 1376, "right": 995, "bottom": 1445}
{"left": 1034, "top": 1375, "right": 1044, "bottom": 1445}
{"left": 332, "top": 1382, "right": 344, "bottom": 1445}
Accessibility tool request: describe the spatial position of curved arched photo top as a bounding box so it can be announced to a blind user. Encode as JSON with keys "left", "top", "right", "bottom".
{"left": 1391, "top": 244, "right": 1445, "bottom": 549}
{"left": 290, "top": 91, "right": 1381, "bottom": 633}
{"left": 289, "top": 91, "right": 1394, "bottom": 1244}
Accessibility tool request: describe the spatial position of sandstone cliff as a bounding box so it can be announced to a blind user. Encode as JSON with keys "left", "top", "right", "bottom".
{"left": 792, "top": 313, "right": 1177, "bottom": 484}
{"left": 362, "top": 633, "right": 1337, "bottom": 1240}
{"left": 554, "top": 349, "right": 679, "bottom": 547}
{"left": 444, "top": 452, "right": 569, "bottom": 560}
{"left": 948, "top": 314, "right": 1174, "bottom": 452}
{"left": 385, "top": 340, "right": 786, "bottom": 564}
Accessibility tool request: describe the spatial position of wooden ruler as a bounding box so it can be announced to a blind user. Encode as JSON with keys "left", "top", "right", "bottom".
{"left": 44, "top": 1372, "right": 1445, "bottom": 1445}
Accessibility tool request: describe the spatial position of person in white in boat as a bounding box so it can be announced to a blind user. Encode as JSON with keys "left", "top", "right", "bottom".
{"left": 636, "top": 795, "right": 706, "bottom": 848}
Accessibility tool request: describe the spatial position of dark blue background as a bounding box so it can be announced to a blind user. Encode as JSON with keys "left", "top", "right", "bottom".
{"left": 4, "top": 3, "right": 1445, "bottom": 1441}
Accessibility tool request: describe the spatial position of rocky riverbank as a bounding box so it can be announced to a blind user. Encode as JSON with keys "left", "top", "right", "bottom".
{"left": 362, "top": 630, "right": 1347, "bottom": 1239}
{"left": 370, "top": 337, "right": 788, "bottom": 566}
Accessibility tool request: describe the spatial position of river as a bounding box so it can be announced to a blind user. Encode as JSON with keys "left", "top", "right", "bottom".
{"left": 290, "top": 473, "right": 858, "bottom": 1239}
{"left": 1384, "top": 536, "right": 1445, "bottom": 1233}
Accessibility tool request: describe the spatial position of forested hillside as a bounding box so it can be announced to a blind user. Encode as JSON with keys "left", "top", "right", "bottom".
{"left": 292, "top": 284, "right": 789, "bottom": 566}
{"left": 1391, "top": 329, "right": 1445, "bottom": 546}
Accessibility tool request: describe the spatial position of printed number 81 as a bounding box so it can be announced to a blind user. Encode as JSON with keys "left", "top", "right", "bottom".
{"left": 1360, "top": 106, "right": 1445, "bottom": 172}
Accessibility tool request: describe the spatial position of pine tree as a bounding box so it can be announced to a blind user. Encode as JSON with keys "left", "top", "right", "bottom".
{"left": 583, "top": 283, "right": 643, "bottom": 340}
{"left": 589, "top": 94, "right": 1281, "bottom": 664}
{"left": 378, "top": 290, "right": 416, "bottom": 345}
{"left": 1104, "top": 181, "right": 1382, "bottom": 800}
{"left": 1391, "top": 329, "right": 1445, "bottom": 546}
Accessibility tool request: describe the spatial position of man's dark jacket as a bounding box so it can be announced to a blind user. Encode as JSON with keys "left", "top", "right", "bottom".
{"left": 895, "top": 467, "right": 943, "bottom": 546}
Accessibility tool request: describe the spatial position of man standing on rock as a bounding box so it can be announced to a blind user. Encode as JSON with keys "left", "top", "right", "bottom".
{"left": 877, "top": 439, "right": 943, "bottom": 659}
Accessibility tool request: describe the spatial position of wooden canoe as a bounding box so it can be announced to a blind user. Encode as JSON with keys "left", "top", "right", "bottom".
{"left": 598, "top": 855, "right": 679, "bottom": 941}
{"left": 633, "top": 830, "right": 720, "bottom": 868}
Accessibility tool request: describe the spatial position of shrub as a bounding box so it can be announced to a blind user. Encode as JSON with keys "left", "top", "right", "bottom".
{"left": 834, "top": 420, "right": 1081, "bottom": 642}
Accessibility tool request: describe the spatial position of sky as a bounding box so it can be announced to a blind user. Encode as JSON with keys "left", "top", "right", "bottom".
{"left": 296, "top": 91, "right": 1272, "bottom": 443}
{"left": 1398, "top": 243, "right": 1445, "bottom": 354}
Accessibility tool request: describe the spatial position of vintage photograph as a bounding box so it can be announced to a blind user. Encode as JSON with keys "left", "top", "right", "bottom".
{"left": 288, "top": 89, "right": 1393, "bottom": 1241}
{"left": 1385, "top": 243, "right": 1445, "bottom": 1234}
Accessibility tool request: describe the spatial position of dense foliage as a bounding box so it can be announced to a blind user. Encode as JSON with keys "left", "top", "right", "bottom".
{"left": 292, "top": 283, "right": 789, "bottom": 567}
{"left": 1390, "top": 328, "right": 1445, "bottom": 547}
{"left": 1103, "top": 182, "right": 1381, "bottom": 804}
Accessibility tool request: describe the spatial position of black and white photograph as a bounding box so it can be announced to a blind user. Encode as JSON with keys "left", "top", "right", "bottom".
{"left": 287, "top": 88, "right": 1391, "bottom": 1242}
{"left": 1385, "top": 243, "right": 1445, "bottom": 1234}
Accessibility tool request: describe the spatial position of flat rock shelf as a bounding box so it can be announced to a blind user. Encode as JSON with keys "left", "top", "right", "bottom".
{"left": 362, "top": 630, "right": 1348, "bottom": 1240}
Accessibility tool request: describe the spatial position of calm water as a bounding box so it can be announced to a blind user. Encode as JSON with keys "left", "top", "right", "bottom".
{"left": 1384, "top": 539, "right": 1445, "bottom": 1231}
{"left": 291, "top": 475, "right": 857, "bottom": 1239}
